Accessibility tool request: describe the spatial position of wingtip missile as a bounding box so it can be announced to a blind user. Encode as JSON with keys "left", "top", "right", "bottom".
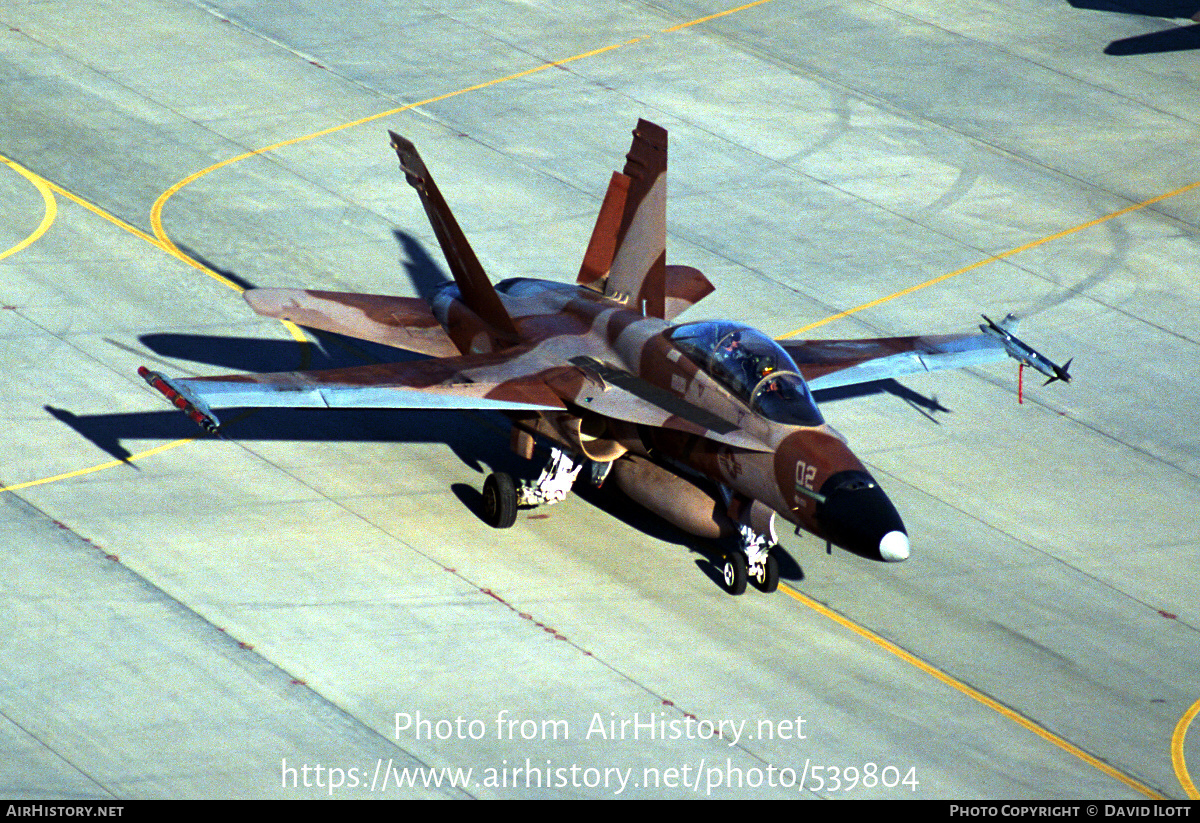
{"left": 1043, "top": 357, "right": 1072, "bottom": 386}
{"left": 138, "top": 366, "right": 222, "bottom": 433}
{"left": 979, "top": 314, "right": 1072, "bottom": 385}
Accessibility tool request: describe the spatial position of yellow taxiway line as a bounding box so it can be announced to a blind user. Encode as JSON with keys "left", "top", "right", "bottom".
{"left": 0, "top": 439, "right": 203, "bottom": 494}
{"left": 1, "top": 0, "right": 1195, "bottom": 798}
{"left": 1, "top": 155, "right": 57, "bottom": 262}
{"left": 148, "top": 0, "right": 778, "bottom": 253}
{"left": 1172, "top": 699, "right": 1200, "bottom": 799}
{"left": 779, "top": 584, "right": 1167, "bottom": 799}
{"left": 780, "top": 180, "right": 1200, "bottom": 338}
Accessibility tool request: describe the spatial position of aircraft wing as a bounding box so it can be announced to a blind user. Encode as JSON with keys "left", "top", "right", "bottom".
{"left": 138, "top": 349, "right": 570, "bottom": 431}
{"left": 781, "top": 333, "right": 1008, "bottom": 391}
{"left": 140, "top": 350, "right": 770, "bottom": 451}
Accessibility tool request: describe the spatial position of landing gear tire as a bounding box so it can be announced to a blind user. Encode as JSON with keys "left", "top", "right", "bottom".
{"left": 482, "top": 472, "right": 518, "bottom": 529}
{"left": 722, "top": 551, "right": 747, "bottom": 595}
{"left": 750, "top": 552, "right": 779, "bottom": 593}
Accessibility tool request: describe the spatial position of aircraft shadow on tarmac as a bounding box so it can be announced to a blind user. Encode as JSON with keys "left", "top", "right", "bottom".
{"left": 813, "top": 380, "right": 950, "bottom": 422}
{"left": 174, "top": 229, "right": 451, "bottom": 300}
{"left": 49, "top": 231, "right": 479, "bottom": 467}
{"left": 1068, "top": 0, "right": 1200, "bottom": 53}
{"left": 452, "top": 475, "right": 808, "bottom": 587}
{"left": 393, "top": 229, "right": 455, "bottom": 302}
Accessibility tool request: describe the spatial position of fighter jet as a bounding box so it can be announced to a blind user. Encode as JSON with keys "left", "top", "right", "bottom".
{"left": 139, "top": 120, "right": 1067, "bottom": 595}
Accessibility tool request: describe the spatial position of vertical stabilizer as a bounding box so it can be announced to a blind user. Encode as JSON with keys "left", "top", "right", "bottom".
{"left": 389, "top": 131, "right": 519, "bottom": 340}
{"left": 577, "top": 171, "right": 630, "bottom": 290}
{"left": 578, "top": 120, "right": 668, "bottom": 318}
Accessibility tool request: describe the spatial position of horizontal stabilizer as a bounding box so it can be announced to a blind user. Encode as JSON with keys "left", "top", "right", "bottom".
{"left": 663, "top": 265, "right": 715, "bottom": 321}
{"left": 244, "top": 288, "right": 459, "bottom": 356}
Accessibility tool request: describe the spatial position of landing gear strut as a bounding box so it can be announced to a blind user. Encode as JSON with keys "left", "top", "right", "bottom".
{"left": 481, "top": 447, "right": 584, "bottom": 529}
{"left": 517, "top": 447, "right": 585, "bottom": 507}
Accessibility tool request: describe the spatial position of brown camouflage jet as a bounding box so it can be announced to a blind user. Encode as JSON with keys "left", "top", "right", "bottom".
{"left": 139, "top": 120, "right": 1066, "bottom": 594}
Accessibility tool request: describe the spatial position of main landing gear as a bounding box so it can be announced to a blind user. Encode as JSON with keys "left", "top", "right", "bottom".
{"left": 482, "top": 472, "right": 518, "bottom": 529}
{"left": 749, "top": 551, "right": 780, "bottom": 594}
{"left": 482, "top": 447, "right": 585, "bottom": 529}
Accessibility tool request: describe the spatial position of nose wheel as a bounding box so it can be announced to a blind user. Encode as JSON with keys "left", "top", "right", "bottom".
{"left": 716, "top": 489, "right": 782, "bottom": 596}
{"left": 749, "top": 552, "right": 779, "bottom": 593}
{"left": 721, "top": 515, "right": 780, "bottom": 595}
{"left": 722, "top": 551, "right": 747, "bottom": 595}
{"left": 722, "top": 549, "right": 778, "bottom": 595}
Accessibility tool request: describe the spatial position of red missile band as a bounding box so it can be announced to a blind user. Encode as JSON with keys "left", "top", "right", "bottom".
{"left": 138, "top": 366, "right": 220, "bottom": 433}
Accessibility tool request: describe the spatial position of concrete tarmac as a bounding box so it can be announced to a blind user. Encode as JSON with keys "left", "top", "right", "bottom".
{"left": 2, "top": 0, "right": 1198, "bottom": 799}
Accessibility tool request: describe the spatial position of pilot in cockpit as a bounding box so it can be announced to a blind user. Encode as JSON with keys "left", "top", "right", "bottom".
{"left": 718, "top": 331, "right": 776, "bottom": 391}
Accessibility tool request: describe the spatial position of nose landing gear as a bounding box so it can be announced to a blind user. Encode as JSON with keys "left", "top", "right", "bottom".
{"left": 748, "top": 551, "right": 779, "bottom": 593}
{"left": 722, "top": 551, "right": 747, "bottom": 595}
{"left": 720, "top": 546, "right": 778, "bottom": 595}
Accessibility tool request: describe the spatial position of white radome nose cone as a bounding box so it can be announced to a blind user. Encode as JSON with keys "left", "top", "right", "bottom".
{"left": 879, "top": 531, "right": 910, "bottom": 562}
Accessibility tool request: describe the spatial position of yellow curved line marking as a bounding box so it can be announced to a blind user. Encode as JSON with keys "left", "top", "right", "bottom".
{"left": 0, "top": 154, "right": 58, "bottom": 262}
{"left": 1172, "top": 698, "right": 1200, "bottom": 798}
{"left": 148, "top": 0, "right": 781, "bottom": 252}
{"left": 1, "top": 154, "right": 227, "bottom": 283}
{"left": 780, "top": 179, "right": 1200, "bottom": 338}
{"left": 148, "top": 36, "right": 651, "bottom": 257}
{"left": 0, "top": 165, "right": 308, "bottom": 496}
{"left": 779, "top": 583, "right": 1165, "bottom": 798}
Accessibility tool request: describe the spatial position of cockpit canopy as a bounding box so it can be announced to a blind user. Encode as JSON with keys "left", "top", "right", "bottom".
{"left": 665, "top": 321, "right": 824, "bottom": 427}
